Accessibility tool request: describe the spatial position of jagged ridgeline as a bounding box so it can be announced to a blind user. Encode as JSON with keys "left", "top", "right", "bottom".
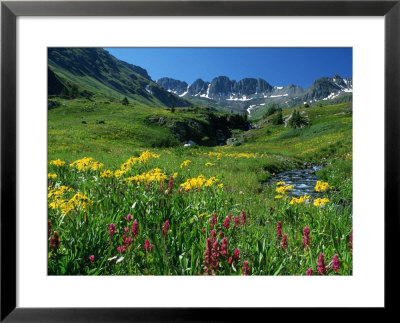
{"left": 156, "top": 74, "right": 352, "bottom": 114}
{"left": 48, "top": 48, "right": 192, "bottom": 108}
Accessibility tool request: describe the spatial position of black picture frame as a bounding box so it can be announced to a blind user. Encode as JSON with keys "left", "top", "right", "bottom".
{"left": 1, "top": 0, "right": 399, "bottom": 321}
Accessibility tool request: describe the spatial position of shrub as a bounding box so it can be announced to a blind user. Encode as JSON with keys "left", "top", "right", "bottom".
{"left": 121, "top": 97, "right": 129, "bottom": 105}
{"left": 289, "top": 110, "right": 308, "bottom": 128}
{"left": 272, "top": 111, "right": 283, "bottom": 125}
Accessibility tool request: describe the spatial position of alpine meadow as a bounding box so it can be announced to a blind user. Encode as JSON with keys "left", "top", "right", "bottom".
{"left": 48, "top": 48, "right": 353, "bottom": 276}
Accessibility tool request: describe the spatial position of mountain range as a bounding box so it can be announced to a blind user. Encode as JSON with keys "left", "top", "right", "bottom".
{"left": 156, "top": 74, "right": 352, "bottom": 114}
{"left": 48, "top": 48, "right": 352, "bottom": 115}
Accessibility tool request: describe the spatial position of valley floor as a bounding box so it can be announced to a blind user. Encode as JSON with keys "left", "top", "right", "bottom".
{"left": 48, "top": 100, "right": 353, "bottom": 275}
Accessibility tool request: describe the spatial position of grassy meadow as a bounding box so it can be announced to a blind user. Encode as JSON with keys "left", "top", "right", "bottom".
{"left": 48, "top": 99, "right": 353, "bottom": 275}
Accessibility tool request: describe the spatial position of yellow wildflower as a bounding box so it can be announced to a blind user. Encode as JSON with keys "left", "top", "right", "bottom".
{"left": 314, "top": 181, "right": 334, "bottom": 192}
{"left": 173, "top": 172, "right": 178, "bottom": 179}
{"left": 49, "top": 159, "right": 66, "bottom": 167}
{"left": 289, "top": 195, "right": 310, "bottom": 205}
{"left": 119, "top": 150, "right": 160, "bottom": 171}
{"left": 48, "top": 173, "right": 57, "bottom": 179}
{"left": 276, "top": 181, "right": 285, "bottom": 186}
{"left": 114, "top": 169, "right": 127, "bottom": 178}
{"left": 70, "top": 157, "right": 104, "bottom": 171}
{"left": 180, "top": 175, "right": 219, "bottom": 191}
{"left": 314, "top": 197, "right": 330, "bottom": 207}
{"left": 100, "top": 170, "right": 114, "bottom": 178}
{"left": 274, "top": 195, "right": 283, "bottom": 199}
{"left": 69, "top": 192, "right": 92, "bottom": 210}
{"left": 180, "top": 160, "right": 192, "bottom": 168}
{"left": 124, "top": 168, "right": 167, "bottom": 186}
{"left": 275, "top": 185, "right": 294, "bottom": 195}
{"left": 205, "top": 162, "right": 215, "bottom": 167}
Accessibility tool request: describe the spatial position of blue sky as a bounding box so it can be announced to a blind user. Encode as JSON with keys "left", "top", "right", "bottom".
{"left": 104, "top": 48, "right": 352, "bottom": 88}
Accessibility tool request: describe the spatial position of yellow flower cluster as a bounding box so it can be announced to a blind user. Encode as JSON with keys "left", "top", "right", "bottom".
{"left": 69, "top": 192, "right": 93, "bottom": 210}
{"left": 180, "top": 175, "right": 219, "bottom": 191}
{"left": 48, "top": 173, "right": 57, "bottom": 179}
{"left": 225, "top": 152, "right": 260, "bottom": 159}
{"left": 100, "top": 170, "right": 114, "bottom": 178}
{"left": 289, "top": 195, "right": 310, "bottom": 205}
{"left": 48, "top": 185, "right": 73, "bottom": 200}
{"left": 173, "top": 172, "right": 179, "bottom": 178}
{"left": 124, "top": 168, "right": 168, "bottom": 186}
{"left": 180, "top": 160, "right": 192, "bottom": 168}
{"left": 275, "top": 184, "right": 294, "bottom": 195}
{"left": 201, "top": 151, "right": 265, "bottom": 160}
{"left": 204, "top": 152, "right": 222, "bottom": 160}
{"left": 120, "top": 150, "right": 160, "bottom": 171}
{"left": 274, "top": 181, "right": 294, "bottom": 199}
{"left": 48, "top": 186, "right": 92, "bottom": 215}
{"left": 313, "top": 197, "right": 330, "bottom": 207}
{"left": 314, "top": 181, "right": 334, "bottom": 192}
{"left": 49, "top": 159, "right": 66, "bottom": 167}
{"left": 205, "top": 162, "right": 215, "bottom": 167}
{"left": 114, "top": 169, "right": 127, "bottom": 178}
{"left": 70, "top": 157, "right": 104, "bottom": 171}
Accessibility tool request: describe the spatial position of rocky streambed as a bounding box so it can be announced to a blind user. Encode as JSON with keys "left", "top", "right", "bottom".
{"left": 267, "top": 165, "right": 324, "bottom": 197}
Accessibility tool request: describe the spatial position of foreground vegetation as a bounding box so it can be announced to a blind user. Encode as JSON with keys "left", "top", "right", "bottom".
{"left": 48, "top": 100, "right": 352, "bottom": 275}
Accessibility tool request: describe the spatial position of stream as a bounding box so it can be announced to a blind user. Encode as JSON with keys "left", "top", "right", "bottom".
{"left": 267, "top": 165, "right": 324, "bottom": 197}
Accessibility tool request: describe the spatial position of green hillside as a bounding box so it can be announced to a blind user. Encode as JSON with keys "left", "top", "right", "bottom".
{"left": 48, "top": 48, "right": 193, "bottom": 108}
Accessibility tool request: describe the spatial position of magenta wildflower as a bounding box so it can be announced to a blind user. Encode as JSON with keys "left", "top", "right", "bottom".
{"left": 201, "top": 228, "right": 206, "bottom": 233}
{"left": 317, "top": 253, "right": 327, "bottom": 275}
{"left": 117, "top": 245, "right": 126, "bottom": 253}
{"left": 124, "top": 227, "right": 129, "bottom": 233}
{"left": 240, "top": 210, "right": 246, "bottom": 226}
{"left": 280, "top": 234, "right": 288, "bottom": 249}
{"left": 348, "top": 228, "right": 353, "bottom": 250}
{"left": 159, "top": 180, "right": 164, "bottom": 192}
{"left": 276, "top": 221, "right": 282, "bottom": 240}
{"left": 228, "top": 257, "right": 233, "bottom": 266}
{"left": 50, "top": 232, "right": 60, "bottom": 249}
{"left": 144, "top": 239, "right": 153, "bottom": 252}
{"left": 234, "top": 216, "right": 239, "bottom": 227}
{"left": 203, "top": 237, "right": 220, "bottom": 274}
{"left": 219, "top": 237, "right": 228, "bottom": 258}
{"left": 209, "top": 213, "right": 218, "bottom": 226}
{"left": 131, "top": 220, "right": 139, "bottom": 238}
{"left": 122, "top": 235, "right": 132, "bottom": 246}
{"left": 124, "top": 213, "right": 133, "bottom": 222}
{"left": 223, "top": 216, "right": 231, "bottom": 229}
{"left": 233, "top": 248, "right": 240, "bottom": 260}
{"left": 302, "top": 226, "right": 311, "bottom": 249}
{"left": 219, "top": 230, "right": 223, "bottom": 238}
{"left": 242, "top": 260, "right": 250, "bottom": 276}
{"left": 306, "top": 268, "right": 313, "bottom": 276}
{"left": 108, "top": 223, "right": 116, "bottom": 238}
{"left": 162, "top": 220, "right": 170, "bottom": 236}
{"left": 331, "top": 254, "right": 341, "bottom": 273}
{"left": 88, "top": 255, "right": 95, "bottom": 262}
{"left": 48, "top": 220, "right": 52, "bottom": 237}
{"left": 209, "top": 229, "right": 217, "bottom": 242}
{"left": 228, "top": 213, "right": 232, "bottom": 221}
{"left": 168, "top": 176, "right": 173, "bottom": 194}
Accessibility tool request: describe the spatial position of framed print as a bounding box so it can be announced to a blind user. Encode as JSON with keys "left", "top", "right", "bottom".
{"left": 1, "top": 0, "right": 399, "bottom": 321}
